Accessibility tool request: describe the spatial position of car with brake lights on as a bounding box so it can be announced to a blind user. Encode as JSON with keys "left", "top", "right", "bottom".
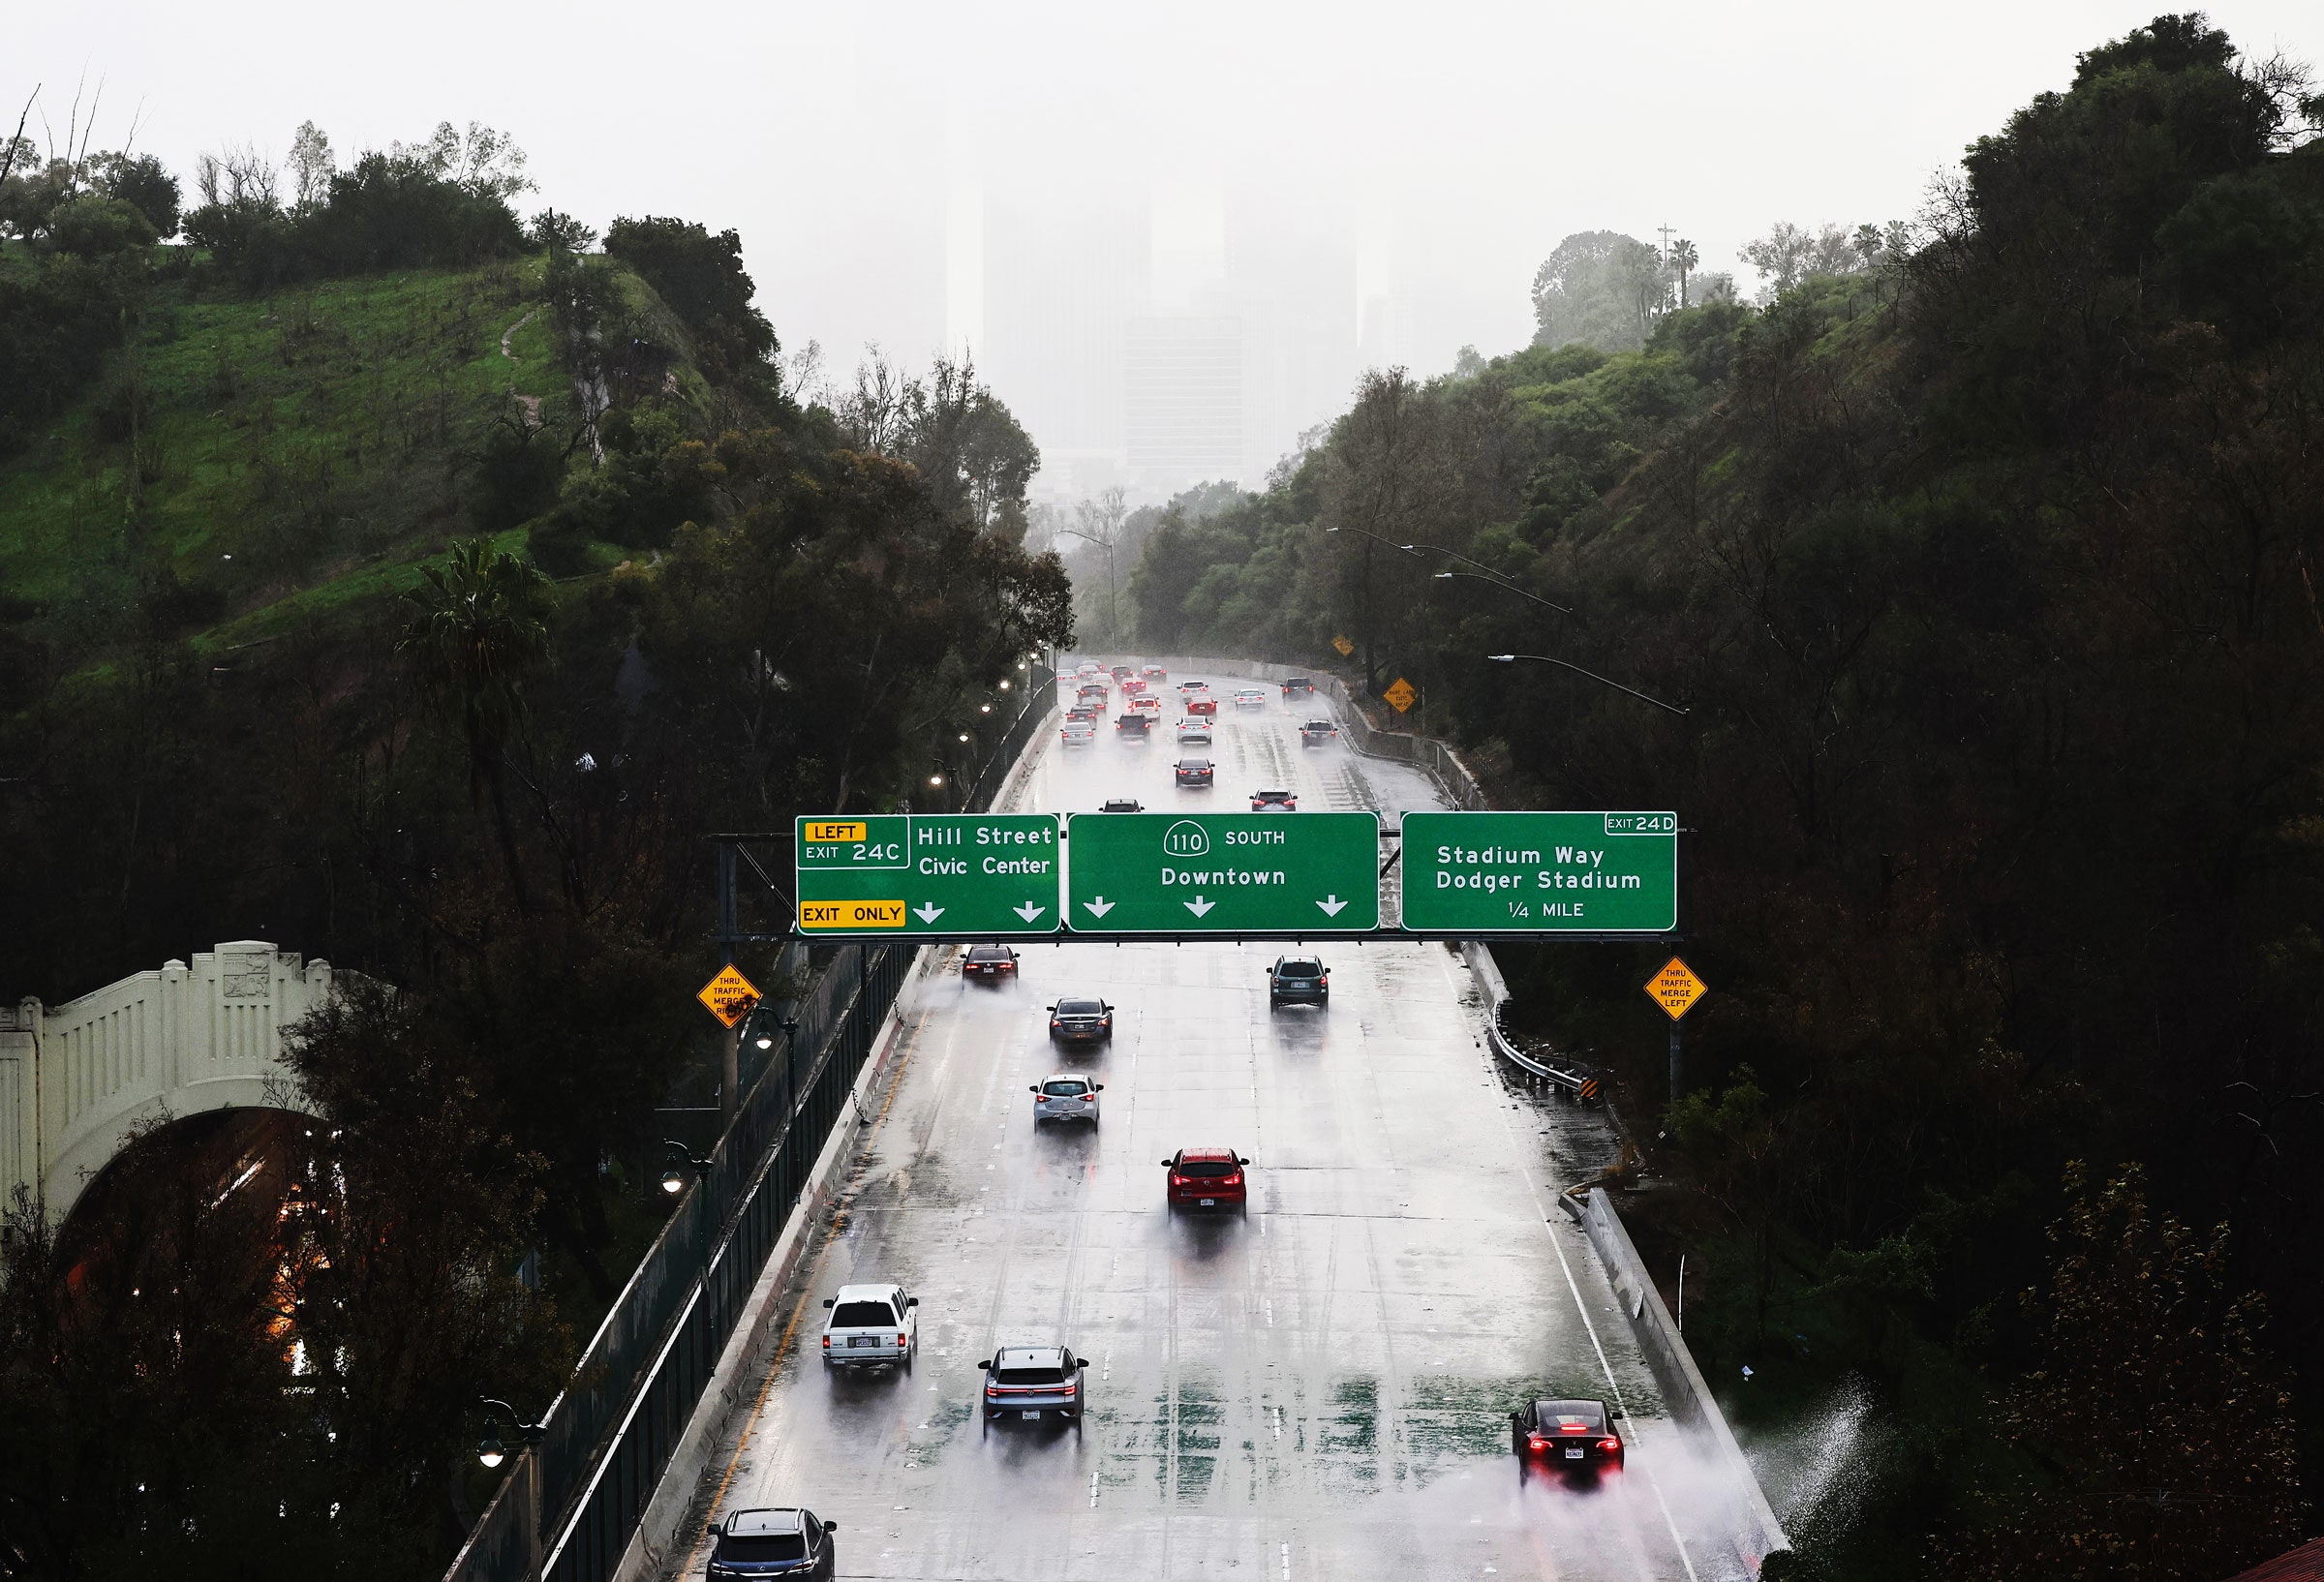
{"left": 1142, "top": 663, "right": 1169, "bottom": 686}
{"left": 1099, "top": 797, "right": 1143, "bottom": 812}
{"left": 1059, "top": 718, "right": 1096, "bottom": 746}
{"left": 1030, "top": 1074, "right": 1103, "bottom": 1125}
{"left": 1250, "top": 788, "right": 1297, "bottom": 811}
{"left": 1510, "top": 1397, "right": 1625, "bottom": 1470}
{"left": 1162, "top": 1146, "right": 1251, "bottom": 1211}
{"left": 819, "top": 1282, "right": 917, "bottom": 1369}
{"left": 979, "top": 1344, "right": 1088, "bottom": 1425}
{"left": 1175, "top": 758, "right": 1214, "bottom": 787}
{"left": 1281, "top": 676, "right": 1316, "bottom": 700}
{"left": 1300, "top": 717, "right": 1338, "bottom": 746}
{"left": 1234, "top": 686, "right": 1269, "bottom": 711}
{"left": 1129, "top": 692, "right": 1161, "bottom": 715}
{"left": 963, "top": 944, "right": 1019, "bottom": 980}
{"left": 1116, "top": 711, "right": 1153, "bottom": 737}
{"left": 1109, "top": 664, "right": 1134, "bottom": 684}
{"left": 1048, "top": 997, "right": 1114, "bottom": 1045}
{"left": 1268, "top": 956, "right": 1329, "bottom": 1007}
{"left": 1065, "top": 701, "right": 1100, "bottom": 721}
{"left": 706, "top": 1507, "right": 838, "bottom": 1579}
{"left": 1177, "top": 716, "right": 1212, "bottom": 745}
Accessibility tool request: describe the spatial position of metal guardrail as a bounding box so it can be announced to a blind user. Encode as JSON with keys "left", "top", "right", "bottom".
{"left": 445, "top": 673, "right": 1053, "bottom": 1582}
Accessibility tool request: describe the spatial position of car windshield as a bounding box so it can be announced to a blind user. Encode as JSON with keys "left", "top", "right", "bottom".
{"left": 1539, "top": 1400, "right": 1605, "bottom": 1426}
{"left": 996, "top": 1363, "right": 1067, "bottom": 1385}
{"left": 1178, "top": 1160, "right": 1237, "bottom": 1178}
{"left": 1276, "top": 961, "right": 1321, "bottom": 978}
{"left": 968, "top": 947, "right": 1009, "bottom": 960}
{"left": 1178, "top": 760, "right": 1208, "bottom": 770}
{"left": 718, "top": 1535, "right": 807, "bottom": 1563}
{"left": 831, "top": 1300, "right": 896, "bottom": 1327}
{"left": 1042, "top": 1080, "right": 1087, "bottom": 1096}
{"left": 1056, "top": 999, "right": 1104, "bottom": 1015}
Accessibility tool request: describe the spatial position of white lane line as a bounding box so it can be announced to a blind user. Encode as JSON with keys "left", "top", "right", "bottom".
{"left": 1280, "top": 1540, "right": 1291, "bottom": 1580}
{"left": 1271, "top": 1405, "right": 1283, "bottom": 1442}
{"left": 1088, "top": 1470, "right": 1099, "bottom": 1507}
{"left": 1489, "top": 1069, "right": 1699, "bottom": 1582}
{"left": 1264, "top": 1296, "right": 1274, "bottom": 1327}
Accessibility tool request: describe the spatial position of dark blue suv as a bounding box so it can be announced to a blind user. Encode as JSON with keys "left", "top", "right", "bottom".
{"left": 706, "top": 1507, "right": 838, "bottom": 1578}
{"left": 1268, "top": 956, "right": 1329, "bottom": 1007}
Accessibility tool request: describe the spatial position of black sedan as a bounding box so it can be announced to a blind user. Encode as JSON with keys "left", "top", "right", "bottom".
{"left": 963, "top": 944, "right": 1019, "bottom": 980}
{"left": 706, "top": 1507, "right": 838, "bottom": 1579}
{"left": 1510, "top": 1397, "right": 1625, "bottom": 1469}
{"left": 1299, "top": 718, "right": 1338, "bottom": 745}
{"left": 1175, "top": 758, "right": 1214, "bottom": 787}
{"left": 1047, "top": 997, "right": 1113, "bottom": 1045}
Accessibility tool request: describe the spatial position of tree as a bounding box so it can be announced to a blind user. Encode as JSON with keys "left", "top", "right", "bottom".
{"left": 1531, "top": 229, "right": 1669, "bottom": 351}
{"left": 397, "top": 538, "right": 555, "bottom": 911}
{"left": 1943, "top": 1165, "right": 2302, "bottom": 1580}
{"left": 286, "top": 119, "right": 333, "bottom": 208}
{"left": 1667, "top": 237, "right": 1699, "bottom": 306}
{"left": 603, "top": 215, "right": 777, "bottom": 385}
{"left": 1739, "top": 221, "right": 1864, "bottom": 299}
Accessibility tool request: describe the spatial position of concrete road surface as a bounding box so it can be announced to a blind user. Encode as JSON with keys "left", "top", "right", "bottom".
{"left": 665, "top": 674, "right": 1745, "bottom": 1582}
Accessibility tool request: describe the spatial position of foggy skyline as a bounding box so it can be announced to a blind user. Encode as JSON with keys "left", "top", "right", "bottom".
{"left": 15, "top": 0, "right": 2314, "bottom": 495}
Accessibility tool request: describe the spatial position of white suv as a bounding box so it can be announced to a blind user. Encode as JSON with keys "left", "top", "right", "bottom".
{"left": 1030, "top": 1074, "right": 1103, "bottom": 1126}
{"left": 820, "top": 1282, "right": 918, "bottom": 1369}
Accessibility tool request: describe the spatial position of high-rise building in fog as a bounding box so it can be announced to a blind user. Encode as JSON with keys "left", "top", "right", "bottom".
{"left": 1124, "top": 316, "right": 1243, "bottom": 482}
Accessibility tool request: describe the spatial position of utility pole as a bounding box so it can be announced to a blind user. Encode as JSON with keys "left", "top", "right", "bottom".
{"left": 1657, "top": 224, "right": 1675, "bottom": 263}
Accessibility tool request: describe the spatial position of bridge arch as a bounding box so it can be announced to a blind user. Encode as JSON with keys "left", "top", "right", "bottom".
{"left": 0, "top": 941, "right": 337, "bottom": 1225}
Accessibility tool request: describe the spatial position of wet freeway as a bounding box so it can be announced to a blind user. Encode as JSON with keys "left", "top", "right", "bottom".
{"left": 665, "top": 672, "right": 1745, "bottom": 1582}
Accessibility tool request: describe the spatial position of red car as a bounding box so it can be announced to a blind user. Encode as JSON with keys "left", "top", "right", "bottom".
{"left": 1185, "top": 694, "right": 1217, "bottom": 715}
{"left": 1510, "top": 1398, "right": 1625, "bottom": 1469}
{"left": 1161, "top": 1146, "right": 1250, "bottom": 1211}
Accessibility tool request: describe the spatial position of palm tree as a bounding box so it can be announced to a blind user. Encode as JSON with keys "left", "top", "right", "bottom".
{"left": 1668, "top": 238, "right": 1700, "bottom": 308}
{"left": 398, "top": 537, "right": 555, "bottom": 912}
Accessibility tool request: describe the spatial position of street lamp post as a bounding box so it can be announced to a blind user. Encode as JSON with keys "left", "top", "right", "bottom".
{"left": 475, "top": 1398, "right": 547, "bottom": 1470}
{"left": 1429, "top": 568, "right": 1573, "bottom": 617}
{"left": 1484, "top": 653, "right": 1690, "bottom": 716}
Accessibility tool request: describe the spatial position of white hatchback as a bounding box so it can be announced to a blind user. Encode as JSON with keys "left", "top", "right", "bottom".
{"left": 820, "top": 1281, "right": 918, "bottom": 1369}
{"left": 1177, "top": 717, "right": 1212, "bottom": 744}
{"left": 1234, "top": 687, "right": 1269, "bottom": 709}
{"left": 1031, "top": 1074, "right": 1103, "bottom": 1126}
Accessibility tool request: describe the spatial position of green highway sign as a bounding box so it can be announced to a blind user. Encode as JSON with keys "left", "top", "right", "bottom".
{"left": 1399, "top": 811, "right": 1676, "bottom": 933}
{"left": 796, "top": 814, "right": 1062, "bottom": 935}
{"left": 1064, "top": 812, "right": 1381, "bottom": 934}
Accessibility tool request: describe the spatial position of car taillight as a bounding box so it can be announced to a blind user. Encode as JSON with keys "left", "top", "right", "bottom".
{"left": 1223, "top": 1172, "right": 1241, "bottom": 1186}
{"left": 986, "top": 1384, "right": 998, "bottom": 1396}
{"left": 1081, "top": 1093, "right": 1095, "bottom": 1102}
{"left": 1171, "top": 1175, "right": 1185, "bottom": 1187}
{"left": 1051, "top": 1019, "right": 1061, "bottom": 1028}
{"left": 1600, "top": 1437, "right": 1621, "bottom": 1452}
{"left": 1529, "top": 1435, "right": 1546, "bottom": 1449}
{"left": 1061, "top": 1381, "right": 1076, "bottom": 1394}
{"left": 822, "top": 1335, "right": 830, "bottom": 1349}
{"left": 899, "top": 1334, "right": 909, "bottom": 1347}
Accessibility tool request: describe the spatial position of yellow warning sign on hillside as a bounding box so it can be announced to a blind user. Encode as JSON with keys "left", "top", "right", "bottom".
{"left": 1644, "top": 958, "right": 1706, "bottom": 1021}
{"left": 1383, "top": 677, "right": 1418, "bottom": 714}
{"left": 696, "top": 963, "right": 762, "bottom": 1028}
{"left": 1332, "top": 634, "right": 1356, "bottom": 656}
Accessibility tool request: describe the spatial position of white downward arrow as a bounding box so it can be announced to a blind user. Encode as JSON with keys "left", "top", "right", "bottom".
{"left": 1184, "top": 896, "right": 1215, "bottom": 918}
{"left": 913, "top": 903, "right": 945, "bottom": 924}
{"left": 1083, "top": 897, "right": 1116, "bottom": 918}
{"left": 1014, "top": 902, "right": 1046, "bottom": 923}
{"left": 1317, "top": 895, "right": 1348, "bottom": 917}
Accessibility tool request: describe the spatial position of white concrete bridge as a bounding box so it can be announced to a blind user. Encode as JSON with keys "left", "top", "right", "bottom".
{"left": 0, "top": 941, "right": 335, "bottom": 1225}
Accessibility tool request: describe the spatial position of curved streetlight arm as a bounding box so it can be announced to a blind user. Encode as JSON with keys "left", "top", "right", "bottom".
{"left": 1485, "top": 653, "right": 1690, "bottom": 716}
{"left": 1431, "top": 568, "right": 1572, "bottom": 616}
{"left": 1327, "top": 525, "right": 1574, "bottom": 614}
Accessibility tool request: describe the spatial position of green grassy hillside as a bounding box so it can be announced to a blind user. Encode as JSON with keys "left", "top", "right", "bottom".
{"left": 0, "top": 256, "right": 657, "bottom": 648}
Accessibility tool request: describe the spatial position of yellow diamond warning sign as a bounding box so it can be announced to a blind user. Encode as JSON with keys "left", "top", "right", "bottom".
{"left": 1645, "top": 958, "right": 1706, "bottom": 1021}
{"left": 1383, "top": 677, "right": 1418, "bottom": 714}
{"left": 696, "top": 963, "right": 762, "bottom": 1028}
{"left": 1332, "top": 634, "right": 1356, "bottom": 656}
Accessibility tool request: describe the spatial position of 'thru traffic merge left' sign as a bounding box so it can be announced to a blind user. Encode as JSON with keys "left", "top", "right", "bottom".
{"left": 795, "top": 814, "right": 1063, "bottom": 935}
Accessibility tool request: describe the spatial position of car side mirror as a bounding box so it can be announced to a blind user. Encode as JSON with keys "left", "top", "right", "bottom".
{"left": 822, "top": 1297, "right": 834, "bottom": 1308}
{"left": 1029, "top": 1084, "right": 1040, "bottom": 1093}
{"left": 977, "top": 1359, "right": 992, "bottom": 1370}
{"left": 1238, "top": 1156, "right": 1252, "bottom": 1166}
{"left": 1094, "top": 1083, "right": 1105, "bottom": 1091}
{"left": 906, "top": 1296, "right": 919, "bottom": 1307}
{"left": 824, "top": 1521, "right": 839, "bottom": 1534}
{"left": 1161, "top": 1159, "right": 1175, "bottom": 1168}
{"left": 1101, "top": 1002, "right": 1112, "bottom": 1011}
{"left": 1045, "top": 1003, "right": 1057, "bottom": 1011}
{"left": 1609, "top": 1407, "right": 1625, "bottom": 1418}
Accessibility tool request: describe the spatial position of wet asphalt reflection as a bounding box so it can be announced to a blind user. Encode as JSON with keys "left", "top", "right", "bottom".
{"left": 683, "top": 683, "right": 1739, "bottom": 1581}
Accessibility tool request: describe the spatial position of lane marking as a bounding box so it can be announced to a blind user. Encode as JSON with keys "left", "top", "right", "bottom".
{"left": 1088, "top": 1470, "right": 1099, "bottom": 1508}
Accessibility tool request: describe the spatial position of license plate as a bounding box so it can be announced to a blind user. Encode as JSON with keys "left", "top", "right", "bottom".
{"left": 1564, "top": 1447, "right": 1584, "bottom": 1460}
{"left": 1200, "top": 1199, "right": 1216, "bottom": 1207}
{"left": 850, "top": 1336, "right": 874, "bottom": 1348}
{"left": 1021, "top": 1410, "right": 1041, "bottom": 1419}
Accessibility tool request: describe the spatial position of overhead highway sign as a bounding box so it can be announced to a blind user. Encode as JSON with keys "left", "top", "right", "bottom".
{"left": 795, "top": 814, "right": 1063, "bottom": 935}
{"left": 1065, "top": 811, "right": 1380, "bottom": 934}
{"left": 1399, "top": 810, "right": 1676, "bottom": 933}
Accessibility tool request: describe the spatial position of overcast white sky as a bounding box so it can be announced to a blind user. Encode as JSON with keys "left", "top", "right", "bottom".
{"left": 12, "top": 0, "right": 2317, "bottom": 481}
